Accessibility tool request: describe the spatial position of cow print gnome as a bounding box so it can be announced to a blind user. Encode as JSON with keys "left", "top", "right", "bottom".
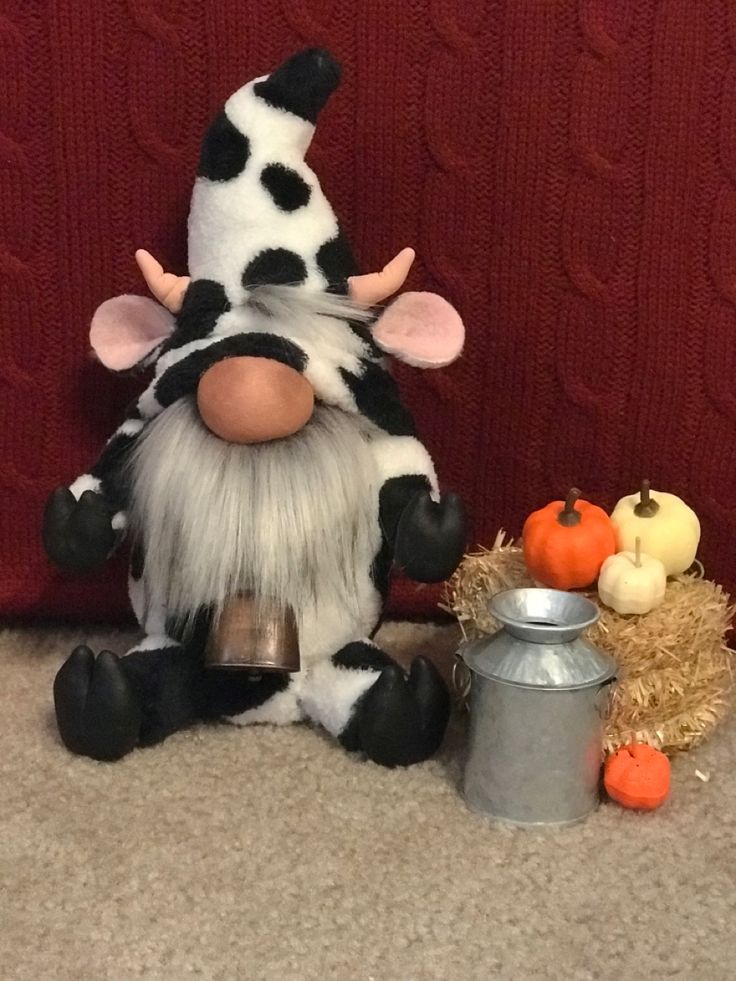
{"left": 44, "top": 49, "right": 467, "bottom": 766}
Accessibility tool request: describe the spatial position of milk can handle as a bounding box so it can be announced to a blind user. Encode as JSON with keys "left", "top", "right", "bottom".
{"left": 595, "top": 678, "right": 616, "bottom": 719}
{"left": 452, "top": 650, "right": 472, "bottom": 711}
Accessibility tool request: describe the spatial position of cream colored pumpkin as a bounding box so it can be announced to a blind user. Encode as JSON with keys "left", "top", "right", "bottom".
{"left": 610, "top": 480, "right": 700, "bottom": 576}
{"left": 597, "top": 539, "right": 667, "bottom": 615}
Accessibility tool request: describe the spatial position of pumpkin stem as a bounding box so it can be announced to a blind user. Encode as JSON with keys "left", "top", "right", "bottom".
{"left": 634, "top": 479, "right": 660, "bottom": 518}
{"left": 634, "top": 536, "right": 642, "bottom": 568}
{"left": 558, "top": 487, "right": 582, "bottom": 527}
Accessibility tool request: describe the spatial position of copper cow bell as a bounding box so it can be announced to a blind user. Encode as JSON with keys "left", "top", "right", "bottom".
{"left": 205, "top": 594, "right": 300, "bottom": 672}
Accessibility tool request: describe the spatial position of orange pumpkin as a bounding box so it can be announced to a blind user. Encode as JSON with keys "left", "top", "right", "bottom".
{"left": 604, "top": 744, "right": 671, "bottom": 810}
{"left": 522, "top": 488, "right": 616, "bottom": 590}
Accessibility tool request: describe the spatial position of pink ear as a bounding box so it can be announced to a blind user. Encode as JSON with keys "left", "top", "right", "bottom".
{"left": 90, "top": 295, "right": 175, "bottom": 371}
{"left": 371, "top": 292, "right": 464, "bottom": 368}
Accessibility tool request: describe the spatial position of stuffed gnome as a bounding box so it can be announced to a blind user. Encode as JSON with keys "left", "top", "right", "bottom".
{"left": 44, "top": 49, "right": 467, "bottom": 766}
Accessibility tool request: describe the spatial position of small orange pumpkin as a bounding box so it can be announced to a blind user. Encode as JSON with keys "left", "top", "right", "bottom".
{"left": 604, "top": 744, "right": 671, "bottom": 811}
{"left": 522, "top": 488, "right": 616, "bottom": 590}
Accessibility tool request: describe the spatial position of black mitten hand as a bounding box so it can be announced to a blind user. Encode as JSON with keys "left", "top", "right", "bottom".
{"left": 43, "top": 487, "right": 118, "bottom": 572}
{"left": 394, "top": 490, "right": 466, "bottom": 583}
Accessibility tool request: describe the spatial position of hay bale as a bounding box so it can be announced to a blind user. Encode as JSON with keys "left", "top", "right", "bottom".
{"left": 444, "top": 532, "right": 735, "bottom": 755}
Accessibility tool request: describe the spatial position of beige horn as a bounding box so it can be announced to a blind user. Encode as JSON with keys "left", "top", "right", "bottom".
{"left": 348, "top": 247, "right": 415, "bottom": 306}
{"left": 135, "top": 249, "right": 191, "bottom": 314}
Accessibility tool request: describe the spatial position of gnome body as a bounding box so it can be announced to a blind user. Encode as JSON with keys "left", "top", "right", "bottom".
{"left": 44, "top": 50, "right": 466, "bottom": 766}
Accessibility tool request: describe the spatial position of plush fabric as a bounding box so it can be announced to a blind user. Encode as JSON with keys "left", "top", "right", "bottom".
{"left": 90, "top": 294, "right": 175, "bottom": 370}
{"left": 42, "top": 50, "right": 465, "bottom": 766}
{"left": 373, "top": 292, "right": 465, "bottom": 368}
{"left": 3, "top": 1, "right": 736, "bottom": 620}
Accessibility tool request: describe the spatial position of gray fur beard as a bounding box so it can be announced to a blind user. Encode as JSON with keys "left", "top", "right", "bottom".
{"left": 127, "top": 400, "right": 381, "bottom": 629}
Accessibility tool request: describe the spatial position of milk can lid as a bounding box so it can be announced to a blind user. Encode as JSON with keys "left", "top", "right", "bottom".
{"left": 460, "top": 588, "right": 617, "bottom": 690}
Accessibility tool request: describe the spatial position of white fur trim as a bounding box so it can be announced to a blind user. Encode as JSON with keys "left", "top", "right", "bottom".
{"left": 128, "top": 571, "right": 169, "bottom": 636}
{"left": 225, "top": 79, "right": 314, "bottom": 156}
{"left": 128, "top": 573, "right": 145, "bottom": 627}
{"left": 137, "top": 387, "right": 162, "bottom": 419}
{"left": 300, "top": 658, "right": 379, "bottom": 738}
{"left": 297, "top": 581, "right": 382, "bottom": 671}
{"left": 229, "top": 681, "right": 304, "bottom": 726}
{"left": 111, "top": 511, "right": 127, "bottom": 532}
{"left": 128, "top": 633, "right": 178, "bottom": 653}
{"left": 118, "top": 418, "right": 145, "bottom": 437}
{"left": 369, "top": 434, "right": 439, "bottom": 497}
{"left": 69, "top": 473, "right": 101, "bottom": 500}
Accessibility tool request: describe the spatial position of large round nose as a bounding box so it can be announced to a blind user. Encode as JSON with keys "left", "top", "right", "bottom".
{"left": 196, "top": 356, "right": 314, "bottom": 444}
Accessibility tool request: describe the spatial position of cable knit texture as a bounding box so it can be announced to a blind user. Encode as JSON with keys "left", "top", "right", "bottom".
{"left": 2, "top": 1, "right": 735, "bottom": 620}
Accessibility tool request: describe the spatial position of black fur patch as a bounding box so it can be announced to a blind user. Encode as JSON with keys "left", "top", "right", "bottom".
{"left": 90, "top": 426, "right": 144, "bottom": 508}
{"left": 154, "top": 333, "right": 307, "bottom": 408}
{"left": 201, "top": 670, "right": 291, "bottom": 719}
{"left": 163, "top": 279, "right": 230, "bottom": 353}
{"left": 121, "top": 644, "right": 203, "bottom": 746}
{"left": 130, "top": 542, "right": 144, "bottom": 581}
{"left": 333, "top": 641, "right": 395, "bottom": 673}
{"left": 316, "top": 231, "right": 358, "bottom": 293}
{"left": 340, "top": 361, "right": 416, "bottom": 436}
{"left": 197, "top": 110, "right": 250, "bottom": 182}
{"left": 260, "top": 163, "right": 311, "bottom": 212}
{"left": 165, "top": 606, "right": 213, "bottom": 649}
{"left": 343, "top": 317, "right": 383, "bottom": 360}
{"left": 254, "top": 48, "right": 341, "bottom": 124}
{"left": 369, "top": 539, "right": 392, "bottom": 603}
{"left": 243, "top": 248, "right": 307, "bottom": 288}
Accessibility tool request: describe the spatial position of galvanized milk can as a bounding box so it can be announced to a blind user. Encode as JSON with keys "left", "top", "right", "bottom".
{"left": 460, "top": 588, "right": 616, "bottom": 827}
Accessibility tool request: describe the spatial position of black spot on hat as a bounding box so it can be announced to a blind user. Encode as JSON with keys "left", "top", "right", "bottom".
{"left": 243, "top": 248, "right": 307, "bottom": 288}
{"left": 317, "top": 231, "right": 359, "bottom": 293}
{"left": 254, "top": 48, "right": 341, "bottom": 124}
{"left": 198, "top": 110, "right": 250, "bottom": 182}
{"left": 260, "top": 163, "right": 311, "bottom": 212}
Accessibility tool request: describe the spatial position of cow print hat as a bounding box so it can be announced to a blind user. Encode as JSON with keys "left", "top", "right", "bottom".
{"left": 88, "top": 49, "right": 464, "bottom": 390}
{"left": 188, "top": 48, "right": 358, "bottom": 306}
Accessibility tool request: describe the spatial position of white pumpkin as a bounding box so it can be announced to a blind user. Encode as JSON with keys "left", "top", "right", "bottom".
{"left": 610, "top": 480, "right": 700, "bottom": 576}
{"left": 597, "top": 539, "right": 667, "bottom": 615}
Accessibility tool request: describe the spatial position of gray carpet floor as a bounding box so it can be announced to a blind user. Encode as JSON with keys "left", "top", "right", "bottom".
{"left": 1, "top": 621, "right": 734, "bottom": 981}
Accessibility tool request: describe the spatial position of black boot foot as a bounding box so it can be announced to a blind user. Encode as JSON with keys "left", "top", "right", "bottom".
{"left": 53, "top": 646, "right": 142, "bottom": 761}
{"left": 347, "top": 656, "right": 450, "bottom": 767}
